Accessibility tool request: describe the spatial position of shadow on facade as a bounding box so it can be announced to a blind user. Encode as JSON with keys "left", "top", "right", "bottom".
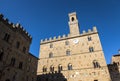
{"left": 108, "top": 63, "right": 120, "bottom": 81}
{"left": 37, "top": 71, "right": 67, "bottom": 81}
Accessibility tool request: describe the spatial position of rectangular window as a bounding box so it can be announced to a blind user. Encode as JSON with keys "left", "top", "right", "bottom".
{"left": 89, "top": 47, "right": 94, "bottom": 52}
{"left": 19, "top": 62, "right": 23, "bottom": 69}
{"left": 0, "top": 49, "right": 4, "bottom": 61}
{"left": 23, "top": 47, "right": 26, "bottom": 53}
{"left": 4, "top": 33, "right": 10, "bottom": 42}
{"left": 65, "top": 41, "right": 69, "bottom": 45}
{"left": 16, "top": 41, "right": 20, "bottom": 49}
{"left": 66, "top": 50, "right": 70, "bottom": 56}
{"left": 88, "top": 36, "right": 92, "bottom": 41}
{"left": 10, "top": 58, "right": 16, "bottom": 66}
{"left": 49, "top": 53, "right": 53, "bottom": 58}
{"left": 50, "top": 44, "right": 53, "bottom": 48}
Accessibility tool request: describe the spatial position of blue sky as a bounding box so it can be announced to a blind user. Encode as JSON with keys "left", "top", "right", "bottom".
{"left": 0, "top": 0, "right": 120, "bottom": 64}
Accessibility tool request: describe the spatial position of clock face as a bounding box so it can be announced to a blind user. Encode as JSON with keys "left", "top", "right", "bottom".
{"left": 73, "top": 39, "right": 79, "bottom": 44}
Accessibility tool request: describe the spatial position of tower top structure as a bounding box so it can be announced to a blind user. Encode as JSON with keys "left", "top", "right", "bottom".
{"left": 68, "top": 12, "right": 80, "bottom": 36}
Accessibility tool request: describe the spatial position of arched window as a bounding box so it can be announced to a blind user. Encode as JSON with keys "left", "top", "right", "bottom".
{"left": 66, "top": 50, "right": 70, "bottom": 56}
{"left": 71, "top": 17, "right": 75, "bottom": 21}
{"left": 93, "top": 60, "right": 100, "bottom": 68}
{"left": 50, "top": 43, "right": 53, "bottom": 48}
{"left": 68, "top": 63, "right": 72, "bottom": 70}
{"left": 89, "top": 47, "right": 94, "bottom": 52}
{"left": 43, "top": 65, "right": 47, "bottom": 72}
{"left": 49, "top": 52, "right": 53, "bottom": 58}
{"left": 58, "top": 64, "right": 63, "bottom": 72}
{"left": 65, "top": 41, "right": 69, "bottom": 45}
{"left": 0, "top": 48, "right": 4, "bottom": 61}
{"left": 50, "top": 65, "right": 54, "bottom": 72}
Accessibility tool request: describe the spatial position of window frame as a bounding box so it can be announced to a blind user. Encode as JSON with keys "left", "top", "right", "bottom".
{"left": 89, "top": 47, "right": 94, "bottom": 52}
{"left": 66, "top": 50, "right": 70, "bottom": 56}
{"left": 68, "top": 63, "right": 72, "bottom": 70}
{"left": 49, "top": 52, "right": 53, "bottom": 58}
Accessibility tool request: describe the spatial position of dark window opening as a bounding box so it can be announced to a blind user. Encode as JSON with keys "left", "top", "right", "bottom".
{"left": 23, "top": 47, "right": 26, "bottom": 53}
{"left": 93, "top": 61, "right": 100, "bottom": 68}
{"left": 71, "top": 17, "right": 74, "bottom": 21}
{"left": 0, "top": 49, "right": 4, "bottom": 61}
{"left": 10, "top": 58, "right": 16, "bottom": 66}
{"left": 94, "top": 80, "right": 98, "bottom": 81}
{"left": 16, "top": 41, "right": 20, "bottom": 49}
{"left": 5, "top": 79, "right": 10, "bottom": 81}
{"left": 50, "top": 66, "right": 54, "bottom": 72}
{"left": 58, "top": 64, "right": 63, "bottom": 72}
{"left": 19, "top": 62, "right": 23, "bottom": 69}
{"left": 66, "top": 50, "right": 70, "bottom": 56}
{"left": 43, "top": 66, "right": 47, "bottom": 72}
{"left": 4, "top": 33, "right": 10, "bottom": 42}
{"left": 88, "top": 36, "right": 92, "bottom": 41}
{"left": 89, "top": 47, "right": 94, "bottom": 52}
{"left": 49, "top": 52, "right": 53, "bottom": 58}
{"left": 68, "top": 63, "right": 72, "bottom": 70}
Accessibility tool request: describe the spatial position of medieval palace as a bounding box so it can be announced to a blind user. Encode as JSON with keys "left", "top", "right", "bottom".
{"left": 37, "top": 12, "right": 120, "bottom": 81}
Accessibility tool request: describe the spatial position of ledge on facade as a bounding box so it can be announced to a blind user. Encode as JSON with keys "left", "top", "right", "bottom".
{"left": 0, "top": 13, "right": 32, "bottom": 42}
{"left": 40, "top": 26, "right": 97, "bottom": 44}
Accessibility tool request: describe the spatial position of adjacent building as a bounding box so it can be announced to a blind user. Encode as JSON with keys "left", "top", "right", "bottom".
{"left": 37, "top": 12, "right": 111, "bottom": 81}
{"left": 0, "top": 14, "right": 38, "bottom": 81}
{"left": 108, "top": 50, "right": 120, "bottom": 81}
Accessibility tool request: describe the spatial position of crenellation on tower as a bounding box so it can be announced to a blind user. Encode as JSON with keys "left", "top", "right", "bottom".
{"left": 62, "top": 34, "right": 66, "bottom": 38}
{"left": 44, "top": 38, "right": 48, "bottom": 42}
{"left": 49, "top": 37, "right": 52, "bottom": 41}
{"left": 0, "top": 13, "right": 32, "bottom": 41}
{"left": 40, "top": 27, "right": 98, "bottom": 44}
{"left": 58, "top": 35, "right": 61, "bottom": 39}
{"left": 3, "top": 18, "right": 9, "bottom": 24}
{"left": 88, "top": 29, "right": 92, "bottom": 33}
{"left": 53, "top": 36, "right": 57, "bottom": 40}
{"left": 40, "top": 39, "right": 43, "bottom": 43}
{"left": 82, "top": 30, "right": 86, "bottom": 34}
{"left": 93, "top": 26, "right": 97, "bottom": 32}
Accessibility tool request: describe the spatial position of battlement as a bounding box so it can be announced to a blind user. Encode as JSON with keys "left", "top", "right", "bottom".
{"left": 0, "top": 13, "right": 32, "bottom": 41}
{"left": 40, "top": 26, "right": 97, "bottom": 44}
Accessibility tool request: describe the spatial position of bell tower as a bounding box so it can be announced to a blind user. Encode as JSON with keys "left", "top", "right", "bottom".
{"left": 68, "top": 12, "right": 80, "bottom": 36}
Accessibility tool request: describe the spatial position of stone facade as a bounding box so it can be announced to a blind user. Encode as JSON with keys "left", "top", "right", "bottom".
{"left": 37, "top": 12, "right": 111, "bottom": 81}
{"left": 0, "top": 14, "right": 38, "bottom": 81}
{"left": 108, "top": 51, "right": 120, "bottom": 81}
